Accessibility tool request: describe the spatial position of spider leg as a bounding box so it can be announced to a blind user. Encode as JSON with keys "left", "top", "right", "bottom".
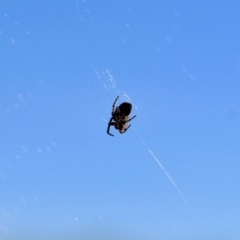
{"left": 125, "top": 115, "right": 137, "bottom": 123}
{"left": 112, "top": 96, "right": 119, "bottom": 115}
{"left": 107, "top": 117, "right": 115, "bottom": 136}
{"left": 120, "top": 124, "right": 131, "bottom": 134}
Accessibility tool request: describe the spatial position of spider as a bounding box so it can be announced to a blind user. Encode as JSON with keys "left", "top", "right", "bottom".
{"left": 107, "top": 96, "right": 136, "bottom": 136}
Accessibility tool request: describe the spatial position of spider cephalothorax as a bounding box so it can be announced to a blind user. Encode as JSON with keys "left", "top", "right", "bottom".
{"left": 107, "top": 96, "right": 136, "bottom": 136}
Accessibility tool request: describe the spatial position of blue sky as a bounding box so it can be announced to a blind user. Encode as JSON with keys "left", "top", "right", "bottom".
{"left": 1, "top": 1, "right": 240, "bottom": 239}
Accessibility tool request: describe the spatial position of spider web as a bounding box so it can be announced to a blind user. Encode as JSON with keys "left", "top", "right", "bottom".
{"left": 93, "top": 67, "right": 193, "bottom": 215}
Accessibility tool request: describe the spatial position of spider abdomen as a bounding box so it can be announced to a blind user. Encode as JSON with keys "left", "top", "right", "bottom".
{"left": 118, "top": 102, "right": 132, "bottom": 116}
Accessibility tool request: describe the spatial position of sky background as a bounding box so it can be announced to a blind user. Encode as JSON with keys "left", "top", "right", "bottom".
{"left": 1, "top": 1, "right": 240, "bottom": 239}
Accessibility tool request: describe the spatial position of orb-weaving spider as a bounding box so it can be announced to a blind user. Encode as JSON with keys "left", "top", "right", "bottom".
{"left": 107, "top": 96, "right": 136, "bottom": 136}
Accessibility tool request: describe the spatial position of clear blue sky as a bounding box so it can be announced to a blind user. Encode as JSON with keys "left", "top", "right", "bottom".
{"left": 1, "top": 1, "right": 240, "bottom": 239}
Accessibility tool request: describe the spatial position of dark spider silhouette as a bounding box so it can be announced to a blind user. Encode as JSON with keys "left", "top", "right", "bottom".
{"left": 107, "top": 96, "right": 136, "bottom": 136}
